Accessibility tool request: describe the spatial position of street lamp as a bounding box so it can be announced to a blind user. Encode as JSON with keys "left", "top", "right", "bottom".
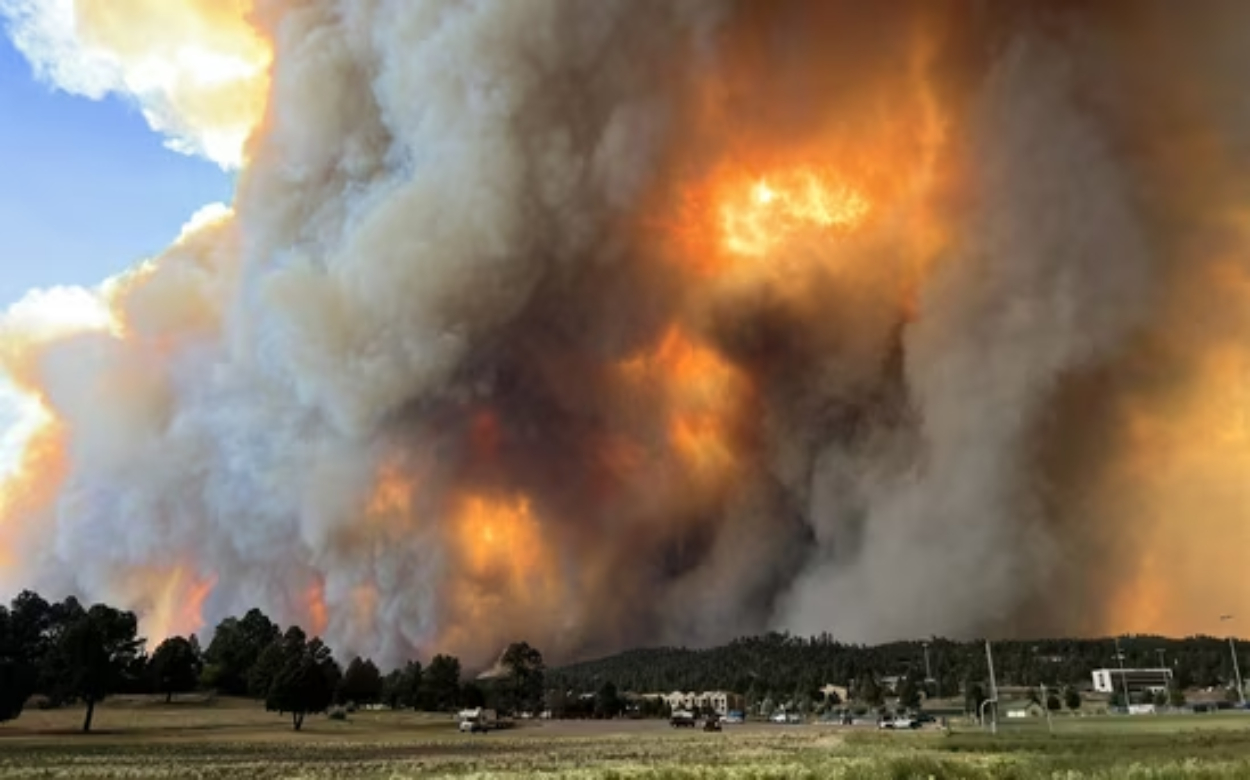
{"left": 1031, "top": 646, "right": 1053, "bottom": 734}
{"left": 1039, "top": 680, "right": 1054, "bottom": 734}
{"left": 922, "top": 641, "right": 936, "bottom": 698}
{"left": 1156, "top": 649, "right": 1171, "bottom": 700}
{"left": 1219, "top": 616, "right": 1246, "bottom": 706}
{"left": 1114, "top": 636, "right": 1132, "bottom": 712}
{"left": 985, "top": 640, "right": 999, "bottom": 735}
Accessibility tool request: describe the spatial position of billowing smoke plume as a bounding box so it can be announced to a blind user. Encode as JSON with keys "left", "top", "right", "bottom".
{"left": 2, "top": 0, "right": 1249, "bottom": 669}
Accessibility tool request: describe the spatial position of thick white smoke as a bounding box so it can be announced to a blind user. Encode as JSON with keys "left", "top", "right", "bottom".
{"left": 3, "top": 0, "right": 1249, "bottom": 670}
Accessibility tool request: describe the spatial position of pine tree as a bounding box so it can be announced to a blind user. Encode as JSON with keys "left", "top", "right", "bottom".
{"left": 266, "top": 636, "right": 340, "bottom": 731}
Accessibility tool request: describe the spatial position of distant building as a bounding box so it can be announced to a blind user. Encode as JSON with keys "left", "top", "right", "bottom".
{"left": 1091, "top": 668, "right": 1173, "bottom": 694}
{"left": 646, "top": 691, "right": 744, "bottom": 716}
{"left": 820, "top": 684, "right": 849, "bottom": 702}
{"left": 1004, "top": 701, "right": 1045, "bottom": 719}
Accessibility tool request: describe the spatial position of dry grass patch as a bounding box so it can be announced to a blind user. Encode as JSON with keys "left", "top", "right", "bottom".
{"left": 2, "top": 701, "right": 1249, "bottom": 778}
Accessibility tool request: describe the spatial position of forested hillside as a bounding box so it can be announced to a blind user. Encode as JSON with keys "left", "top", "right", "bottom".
{"left": 549, "top": 632, "right": 1247, "bottom": 697}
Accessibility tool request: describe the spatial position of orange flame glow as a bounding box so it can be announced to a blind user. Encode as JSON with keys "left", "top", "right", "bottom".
{"left": 438, "top": 493, "right": 565, "bottom": 656}
{"left": 0, "top": 420, "right": 69, "bottom": 575}
{"left": 367, "top": 459, "right": 415, "bottom": 518}
{"left": 719, "top": 168, "right": 871, "bottom": 257}
{"left": 1096, "top": 324, "right": 1250, "bottom": 637}
{"left": 142, "top": 568, "right": 217, "bottom": 644}
{"left": 305, "top": 580, "right": 329, "bottom": 637}
{"left": 457, "top": 495, "right": 551, "bottom": 582}
{"left": 619, "top": 325, "right": 751, "bottom": 485}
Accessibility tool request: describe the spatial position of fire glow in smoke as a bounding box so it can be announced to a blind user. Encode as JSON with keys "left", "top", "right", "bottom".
{"left": 2, "top": 0, "right": 1249, "bottom": 668}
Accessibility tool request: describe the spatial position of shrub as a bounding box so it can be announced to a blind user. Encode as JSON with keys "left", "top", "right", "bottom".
{"left": 327, "top": 706, "right": 348, "bottom": 721}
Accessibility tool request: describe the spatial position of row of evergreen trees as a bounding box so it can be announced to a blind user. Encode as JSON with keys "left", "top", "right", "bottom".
{"left": 0, "top": 590, "right": 548, "bottom": 732}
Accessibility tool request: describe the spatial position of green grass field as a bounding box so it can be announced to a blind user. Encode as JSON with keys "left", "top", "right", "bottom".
{"left": 2, "top": 700, "right": 1249, "bottom": 779}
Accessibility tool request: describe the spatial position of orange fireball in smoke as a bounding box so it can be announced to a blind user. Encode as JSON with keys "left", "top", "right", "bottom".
{"left": 438, "top": 494, "right": 563, "bottom": 653}
{"left": 664, "top": 163, "right": 874, "bottom": 277}
{"left": 719, "top": 168, "right": 871, "bottom": 258}
{"left": 458, "top": 495, "right": 550, "bottom": 582}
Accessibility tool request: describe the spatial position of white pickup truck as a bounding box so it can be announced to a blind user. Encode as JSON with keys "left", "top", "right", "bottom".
{"left": 458, "top": 708, "right": 498, "bottom": 733}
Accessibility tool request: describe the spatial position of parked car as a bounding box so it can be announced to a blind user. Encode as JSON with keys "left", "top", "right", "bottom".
{"left": 670, "top": 710, "right": 697, "bottom": 728}
{"left": 878, "top": 716, "right": 920, "bottom": 730}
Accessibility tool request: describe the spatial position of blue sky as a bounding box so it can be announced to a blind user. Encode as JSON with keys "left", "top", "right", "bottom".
{"left": 0, "top": 32, "right": 233, "bottom": 308}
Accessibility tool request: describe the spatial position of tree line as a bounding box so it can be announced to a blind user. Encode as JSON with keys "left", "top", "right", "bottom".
{"left": 5, "top": 589, "right": 1246, "bottom": 732}
{"left": 548, "top": 631, "right": 1249, "bottom": 705}
{"left": 0, "top": 590, "right": 546, "bottom": 732}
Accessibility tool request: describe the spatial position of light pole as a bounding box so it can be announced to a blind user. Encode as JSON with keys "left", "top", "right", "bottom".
{"left": 1220, "top": 615, "right": 1246, "bottom": 706}
{"left": 923, "top": 641, "right": 935, "bottom": 698}
{"left": 1156, "top": 649, "right": 1171, "bottom": 702}
{"left": 1114, "top": 636, "right": 1132, "bottom": 712}
{"left": 1039, "top": 681, "right": 1053, "bottom": 734}
{"left": 985, "top": 639, "right": 999, "bottom": 734}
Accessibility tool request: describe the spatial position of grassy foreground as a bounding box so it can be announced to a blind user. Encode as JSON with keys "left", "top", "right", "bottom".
{"left": 2, "top": 700, "right": 1249, "bottom": 779}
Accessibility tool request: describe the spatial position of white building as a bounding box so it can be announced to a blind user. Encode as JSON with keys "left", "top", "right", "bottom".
{"left": 648, "top": 691, "right": 744, "bottom": 716}
{"left": 1091, "top": 668, "right": 1173, "bottom": 694}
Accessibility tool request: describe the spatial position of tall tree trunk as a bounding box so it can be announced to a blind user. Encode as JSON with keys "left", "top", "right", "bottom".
{"left": 166, "top": 691, "right": 173, "bottom": 705}
{"left": 293, "top": 711, "right": 303, "bottom": 731}
{"left": 82, "top": 698, "right": 95, "bottom": 733}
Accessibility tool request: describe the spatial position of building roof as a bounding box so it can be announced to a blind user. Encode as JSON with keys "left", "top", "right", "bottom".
{"left": 1091, "top": 668, "right": 1172, "bottom": 675}
{"left": 1004, "top": 700, "right": 1044, "bottom": 712}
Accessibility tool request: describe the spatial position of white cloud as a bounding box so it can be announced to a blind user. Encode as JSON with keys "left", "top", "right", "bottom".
{"left": 0, "top": 284, "right": 115, "bottom": 340}
{"left": 0, "top": 0, "right": 269, "bottom": 170}
{"left": 178, "top": 201, "right": 233, "bottom": 241}
{"left": 0, "top": 0, "right": 120, "bottom": 97}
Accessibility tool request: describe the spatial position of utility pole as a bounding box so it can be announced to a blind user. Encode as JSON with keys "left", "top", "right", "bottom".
{"left": 1220, "top": 615, "right": 1246, "bottom": 706}
{"left": 1114, "top": 636, "right": 1131, "bottom": 712}
{"left": 1040, "top": 682, "right": 1053, "bottom": 734}
{"left": 985, "top": 639, "right": 999, "bottom": 735}
{"left": 1156, "top": 649, "right": 1171, "bottom": 699}
{"left": 923, "top": 641, "right": 935, "bottom": 698}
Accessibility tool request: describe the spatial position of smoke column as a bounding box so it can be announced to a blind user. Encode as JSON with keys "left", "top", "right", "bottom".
{"left": 1, "top": 0, "right": 1248, "bottom": 668}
